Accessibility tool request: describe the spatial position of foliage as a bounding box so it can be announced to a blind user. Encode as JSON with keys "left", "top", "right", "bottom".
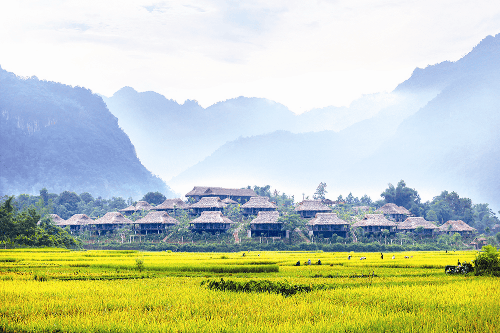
{"left": 141, "top": 192, "right": 166, "bottom": 205}
{"left": 313, "top": 182, "right": 328, "bottom": 200}
{"left": 201, "top": 278, "right": 313, "bottom": 296}
{"left": 380, "top": 180, "right": 421, "bottom": 211}
{"left": 474, "top": 245, "right": 500, "bottom": 276}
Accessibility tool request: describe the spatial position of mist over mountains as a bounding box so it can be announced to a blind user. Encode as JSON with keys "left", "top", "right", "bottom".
{"left": 167, "top": 34, "right": 500, "bottom": 208}
{"left": 0, "top": 66, "right": 174, "bottom": 199}
{"left": 2, "top": 33, "right": 500, "bottom": 209}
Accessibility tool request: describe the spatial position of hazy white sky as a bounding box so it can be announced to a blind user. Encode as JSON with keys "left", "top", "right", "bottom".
{"left": 1, "top": 1, "right": 500, "bottom": 113}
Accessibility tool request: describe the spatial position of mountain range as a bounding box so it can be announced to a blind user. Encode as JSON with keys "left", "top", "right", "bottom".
{"left": 105, "top": 34, "right": 500, "bottom": 209}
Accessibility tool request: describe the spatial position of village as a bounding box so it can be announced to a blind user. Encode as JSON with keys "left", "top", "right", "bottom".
{"left": 50, "top": 186, "right": 487, "bottom": 249}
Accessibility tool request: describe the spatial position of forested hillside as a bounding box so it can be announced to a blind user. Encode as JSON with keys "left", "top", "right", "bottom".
{"left": 0, "top": 66, "right": 174, "bottom": 199}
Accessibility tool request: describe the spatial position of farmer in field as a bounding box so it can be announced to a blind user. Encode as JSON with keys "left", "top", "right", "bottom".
{"left": 317, "top": 259, "right": 321, "bottom": 265}
{"left": 295, "top": 260, "right": 300, "bottom": 266}
{"left": 308, "top": 259, "right": 311, "bottom": 265}
{"left": 380, "top": 253, "right": 384, "bottom": 259}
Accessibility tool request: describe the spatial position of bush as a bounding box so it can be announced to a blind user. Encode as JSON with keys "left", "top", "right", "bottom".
{"left": 474, "top": 245, "right": 500, "bottom": 276}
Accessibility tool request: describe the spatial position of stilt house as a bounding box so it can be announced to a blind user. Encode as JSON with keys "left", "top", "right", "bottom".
{"left": 189, "top": 197, "right": 225, "bottom": 215}
{"left": 351, "top": 214, "right": 397, "bottom": 235}
{"left": 185, "top": 186, "right": 256, "bottom": 203}
{"left": 295, "top": 200, "right": 332, "bottom": 218}
{"left": 135, "top": 211, "right": 178, "bottom": 234}
{"left": 250, "top": 211, "right": 283, "bottom": 237}
{"left": 189, "top": 211, "right": 234, "bottom": 234}
{"left": 241, "top": 196, "right": 277, "bottom": 216}
{"left": 397, "top": 217, "right": 437, "bottom": 236}
{"left": 376, "top": 203, "right": 411, "bottom": 222}
{"left": 437, "top": 220, "right": 476, "bottom": 236}
{"left": 89, "top": 212, "right": 133, "bottom": 235}
{"left": 307, "top": 213, "right": 349, "bottom": 238}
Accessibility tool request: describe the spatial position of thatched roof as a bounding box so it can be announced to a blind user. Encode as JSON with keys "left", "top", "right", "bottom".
{"left": 190, "top": 211, "right": 234, "bottom": 224}
{"left": 92, "top": 212, "right": 133, "bottom": 225}
{"left": 135, "top": 201, "right": 153, "bottom": 211}
{"left": 398, "top": 217, "right": 438, "bottom": 230}
{"left": 241, "top": 196, "right": 277, "bottom": 209}
{"left": 135, "top": 211, "right": 178, "bottom": 225}
{"left": 295, "top": 200, "right": 332, "bottom": 212}
{"left": 119, "top": 205, "right": 136, "bottom": 213}
{"left": 307, "top": 213, "right": 349, "bottom": 226}
{"left": 49, "top": 214, "right": 67, "bottom": 226}
{"left": 377, "top": 203, "right": 411, "bottom": 215}
{"left": 66, "top": 214, "right": 94, "bottom": 226}
{"left": 352, "top": 214, "right": 397, "bottom": 227}
{"left": 189, "top": 197, "right": 225, "bottom": 209}
{"left": 185, "top": 186, "right": 256, "bottom": 197}
{"left": 437, "top": 220, "right": 476, "bottom": 233}
{"left": 221, "top": 198, "right": 238, "bottom": 205}
{"left": 251, "top": 211, "right": 280, "bottom": 224}
{"left": 152, "top": 198, "right": 189, "bottom": 210}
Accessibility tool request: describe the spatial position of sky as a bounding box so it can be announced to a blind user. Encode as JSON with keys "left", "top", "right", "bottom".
{"left": 1, "top": 1, "right": 500, "bottom": 113}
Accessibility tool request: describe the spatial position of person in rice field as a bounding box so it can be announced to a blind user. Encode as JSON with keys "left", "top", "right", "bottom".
{"left": 295, "top": 260, "right": 300, "bottom": 266}
{"left": 308, "top": 259, "right": 311, "bottom": 265}
{"left": 380, "top": 253, "right": 384, "bottom": 259}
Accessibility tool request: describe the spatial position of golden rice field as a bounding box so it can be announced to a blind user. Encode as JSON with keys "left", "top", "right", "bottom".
{"left": 0, "top": 249, "right": 498, "bottom": 332}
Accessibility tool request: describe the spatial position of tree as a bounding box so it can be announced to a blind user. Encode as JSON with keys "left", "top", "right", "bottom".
{"left": 474, "top": 245, "right": 500, "bottom": 276}
{"left": 141, "top": 192, "right": 166, "bottom": 205}
{"left": 426, "top": 210, "right": 438, "bottom": 222}
{"left": 57, "top": 191, "right": 81, "bottom": 212}
{"left": 313, "top": 182, "right": 327, "bottom": 200}
{"left": 380, "top": 180, "right": 420, "bottom": 209}
{"left": 278, "top": 214, "right": 306, "bottom": 244}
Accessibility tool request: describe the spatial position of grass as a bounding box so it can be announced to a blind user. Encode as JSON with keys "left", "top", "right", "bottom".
{"left": 0, "top": 249, "right": 496, "bottom": 332}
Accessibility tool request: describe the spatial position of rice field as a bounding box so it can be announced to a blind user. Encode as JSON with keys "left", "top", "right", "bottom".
{"left": 0, "top": 249, "right": 498, "bottom": 332}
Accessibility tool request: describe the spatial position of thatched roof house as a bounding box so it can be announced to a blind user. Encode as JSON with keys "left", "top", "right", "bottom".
{"left": 89, "top": 212, "right": 133, "bottom": 234}
{"left": 135, "top": 201, "right": 153, "bottom": 211}
{"left": 307, "top": 213, "right": 350, "bottom": 237}
{"left": 250, "top": 211, "right": 283, "bottom": 237}
{"left": 152, "top": 198, "right": 190, "bottom": 212}
{"left": 241, "top": 196, "right": 277, "bottom": 216}
{"left": 398, "top": 217, "right": 437, "bottom": 236}
{"left": 135, "top": 211, "right": 178, "bottom": 234}
{"left": 221, "top": 198, "right": 238, "bottom": 205}
{"left": 437, "top": 220, "right": 476, "bottom": 235}
{"left": 119, "top": 205, "right": 136, "bottom": 214}
{"left": 185, "top": 186, "right": 256, "bottom": 203}
{"left": 61, "top": 214, "right": 94, "bottom": 233}
{"left": 295, "top": 200, "right": 332, "bottom": 218}
{"left": 189, "top": 197, "right": 225, "bottom": 215}
{"left": 189, "top": 211, "right": 234, "bottom": 233}
{"left": 376, "top": 203, "right": 411, "bottom": 222}
{"left": 352, "top": 214, "right": 397, "bottom": 234}
{"left": 49, "top": 214, "right": 67, "bottom": 226}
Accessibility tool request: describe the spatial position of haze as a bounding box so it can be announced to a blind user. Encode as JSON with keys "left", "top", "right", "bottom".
{"left": 1, "top": 1, "right": 500, "bottom": 113}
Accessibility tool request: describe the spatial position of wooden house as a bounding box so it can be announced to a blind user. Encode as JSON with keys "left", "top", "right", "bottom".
{"left": 307, "top": 213, "right": 349, "bottom": 238}
{"left": 241, "top": 196, "right": 277, "bottom": 216}
{"left": 189, "top": 211, "right": 234, "bottom": 234}
{"left": 437, "top": 220, "right": 476, "bottom": 236}
{"left": 397, "top": 217, "right": 438, "bottom": 236}
{"left": 63, "top": 214, "right": 94, "bottom": 233}
{"left": 470, "top": 237, "right": 488, "bottom": 250}
{"left": 250, "top": 211, "right": 283, "bottom": 237}
{"left": 134, "top": 211, "right": 178, "bottom": 235}
{"left": 189, "top": 197, "right": 225, "bottom": 215}
{"left": 376, "top": 203, "right": 411, "bottom": 222}
{"left": 89, "top": 212, "right": 133, "bottom": 235}
{"left": 48, "top": 214, "right": 66, "bottom": 226}
{"left": 294, "top": 200, "right": 332, "bottom": 218}
{"left": 351, "top": 214, "right": 397, "bottom": 235}
{"left": 185, "top": 186, "right": 256, "bottom": 203}
{"left": 152, "top": 198, "right": 190, "bottom": 213}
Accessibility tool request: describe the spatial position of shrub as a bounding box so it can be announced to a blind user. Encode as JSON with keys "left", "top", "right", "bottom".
{"left": 474, "top": 245, "right": 500, "bottom": 276}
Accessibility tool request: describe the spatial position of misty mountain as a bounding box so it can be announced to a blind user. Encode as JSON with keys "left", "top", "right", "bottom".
{"left": 169, "top": 34, "right": 500, "bottom": 209}
{"left": 0, "top": 66, "right": 174, "bottom": 199}
{"left": 103, "top": 80, "right": 432, "bottom": 182}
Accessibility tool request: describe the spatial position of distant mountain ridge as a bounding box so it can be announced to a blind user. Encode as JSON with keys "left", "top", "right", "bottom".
{"left": 167, "top": 34, "right": 500, "bottom": 210}
{"left": 0, "top": 66, "right": 174, "bottom": 199}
